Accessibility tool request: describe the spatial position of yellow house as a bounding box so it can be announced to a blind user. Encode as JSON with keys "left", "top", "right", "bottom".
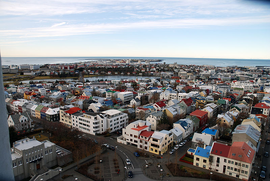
{"left": 193, "top": 146, "right": 211, "bottom": 169}
{"left": 24, "top": 91, "right": 32, "bottom": 100}
{"left": 149, "top": 130, "right": 173, "bottom": 155}
{"left": 35, "top": 105, "right": 44, "bottom": 119}
{"left": 199, "top": 91, "right": 207, "bottom": 97}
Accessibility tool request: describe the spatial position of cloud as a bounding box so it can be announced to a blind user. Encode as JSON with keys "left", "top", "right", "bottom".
{"left": 1, "top": 16, "right": 270, "bottom": 38}
{"left": 51, "top": 22, "right": 66, "bottom": 27}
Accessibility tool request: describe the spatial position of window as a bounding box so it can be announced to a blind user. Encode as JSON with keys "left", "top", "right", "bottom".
{"left": 231, "top": 161, "right": 234, "bottom": 164}
{"left": 228, "top": 166, "right": 230, "bottom": 169}
{"left": 26, "top": 158, "right": 28, "bottom": 163}
{"left": 196, "top": 163, "right": 199, "bottom": 166}
{"left": 242, "top": 164, "right": 245, "bottom": 167}
{"left": 228, "top": 160, "right": 231, "bottom": 164}
{"left": 229, "top": 173, "right": 232, "bottom": 176}
{"left": 235, "top": 162, "right": 238, "bottom": 165}
{"left": 203, "top": 159, "right": 207, "bottom": 163}
{"left": 217, "top": 157, "right": 220, "bottom": 163}
{"left": 245, "top": 171, "right": 248, "bottom": 174}
{"left": 196, "top": 158, "right": 200, "bottom": 161}
{"left": 234, "top": 168, "right": 237, "bottom": 171}
{"left": 203, "top": 165, "right": 206, "bottom": 168}
{"left": 216, "top": 164, "right": 219, "bottom": 167}
{"left": 224, "top": 159, "right": 227, "bottom": 163}
{"left": 246, "top": 165, "right": 248, "bottom": 168}
{"left": 231, "top": 167, "right": 233, "bottom": 170}
{"left": 241, "top": 170, "right": 244, "bottom": 173}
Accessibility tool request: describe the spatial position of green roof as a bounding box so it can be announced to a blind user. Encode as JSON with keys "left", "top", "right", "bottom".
{"left": 35, "top": 105, "right": 44, "bottom": 111}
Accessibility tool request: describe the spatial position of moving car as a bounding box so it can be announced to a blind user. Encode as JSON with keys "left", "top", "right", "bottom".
{"left": 126, "top": 158, "right": 131, "bottom": 165}
{"left": 264, "top": 151, "right": 269, "bottom": 158}
{"left": 128, "top": 171, "right": 133, "bottom": 178}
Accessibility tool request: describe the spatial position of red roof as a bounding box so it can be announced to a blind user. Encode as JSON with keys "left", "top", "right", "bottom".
{"left": 65, "top": 107, "right": 82, "bottom": 114}
{"left": 131, "top": 125, "right": 148, "bottom": 131}
{"left": 155, "top": 101, "right": 166, "bottom": 108}
{"left": 228, "top": 142, "right": 255, "bottom": 164}
{"left": 223, "top": 98, "right": 231, "bottom": 102}
{"left": 140, "top": 130, "right": 154, "bottom": 138}
{"left": 211, "top": 142, "right": 230, "bottom": 157}
{"left": 254, "top": 103, "right": 270, "bottom": 109}
{"left": 137, "top": 107, "right": 149, "bottom": 111}
{"left": 181, "top": 97, "right": 193, "bottom": 106}
{"left": 40, "top": 107, "right": 49, "bottom": 113}
{"left": 256, "top": 114, "right": 268, "bottom": 118}
{"left": 190, "top": 110, "right": 208, "bottom": 118}
{"left": 40, "top": 96, "right": 45, "bottom": 99}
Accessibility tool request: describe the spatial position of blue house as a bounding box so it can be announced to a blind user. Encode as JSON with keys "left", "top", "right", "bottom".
{"left": 202, "top": 128, "right": 218, "bottom": 139}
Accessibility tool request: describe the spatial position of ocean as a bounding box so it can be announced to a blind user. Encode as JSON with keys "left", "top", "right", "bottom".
{"left": 1, "top": 57, "right": 270, "bottom": 67}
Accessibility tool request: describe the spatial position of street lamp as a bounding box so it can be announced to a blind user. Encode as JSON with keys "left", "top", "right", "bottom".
{"left": 59, "top": 168, "right": 62, "bottom": 180}
{"left": 210, "top": 172, "right": 213, "bottom": 181}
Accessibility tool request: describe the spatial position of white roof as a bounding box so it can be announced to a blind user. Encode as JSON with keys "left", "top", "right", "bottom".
{"left": 11, "top": 152, "right": 22, "bottom": 160}
{"left": 46, "top": 108, "right": 59, "bottom": 115}
{"left": 43, "top": 140, "right": 55, "bottom": 148}
{"left": 167, "top": 107, "right": 178, "bottom": 115}
{"left": 170, "top": 127, "right": 183, "bottom": 137}
{"left": 192, "top": 133, "right": 213, "bottom": 146}
{"left": 218, "top": 113, "right": 233, "bottom": 124}
{"left": 102, "top": 109, "right": 121, "bottom": 116}
{"left": 14, "top": 138, "right": 42, "bottom": 151}
{"left": 31, "top": 105, "right": 38, "bottom": 111}
{"left": 233, "top": 124, "right": 260, "bottom": 143}
{"left": 203, "top": 106, "right": 213, "bottom": 113}
{"left": 151, "top": 131, "right": 166, "bottom": 142}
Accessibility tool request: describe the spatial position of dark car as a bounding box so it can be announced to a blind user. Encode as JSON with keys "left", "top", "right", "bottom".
{"left": 110, "top": 146, "right": 115, "bottom": 151}
{"left": 128, "top": 171, "right": 133, "bottom": 178}
{"left": 134, "top": 152, "right": 140, "bottom": 157}
{"left": 266, "top": 140, "right": 270, "bottom": 145}
{"left": 261, "top": 165, "right": 267, "bottom": 172}
{"left": 260, "top": 170, "right": 266, "bottom": 179}
{"left": 264, "top": 151, "right": 269, "bottom": 158}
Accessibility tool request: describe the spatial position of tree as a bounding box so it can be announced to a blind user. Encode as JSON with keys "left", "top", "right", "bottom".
{"left": 160, "top": 111, "right": 169, "bottom": 125}
{"left": 91, "top": 88, "right": 98, "bottom": 96}
{"left": 137, "top": 110, "right": 146, "bottom": 120}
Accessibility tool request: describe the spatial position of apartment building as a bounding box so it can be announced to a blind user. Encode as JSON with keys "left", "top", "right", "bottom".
{"left": 60, "top": 107, "right": 81, "bottom": 127}
{"left": 72, "top": 109, "right": 128, "bottom": 135}
{"left": 120, "top": 120, "right": 151, "bottom": 148}
{"left": 118, "top": 92, "right": 133, "bottom": 104}
{"left": 149, "top": 130, "right": 173, "bottom": 155}
{"left": 11, "top": 138, "right": 57, "bottom": 181}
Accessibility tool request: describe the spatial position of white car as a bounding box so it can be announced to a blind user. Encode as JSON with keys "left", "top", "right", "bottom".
{"left": 126, "top": 159, "right": 131, "bottom": 165}
{"left": 174, "top": 145, "right": 179, "bottom": 150}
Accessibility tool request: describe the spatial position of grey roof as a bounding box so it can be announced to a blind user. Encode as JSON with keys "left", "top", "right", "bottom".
{"left": 10, "top": 112, "right": 31, "bottom": 124}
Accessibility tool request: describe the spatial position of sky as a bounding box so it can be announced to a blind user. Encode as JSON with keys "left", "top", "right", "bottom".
{"left": 0, "top": 0, "right": 270, "bottom": 59}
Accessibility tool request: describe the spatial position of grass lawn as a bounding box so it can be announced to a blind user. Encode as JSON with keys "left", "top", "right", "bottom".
{"left": 3, "top": 74, "right": 16, "bottom": 77}
{"left": 181, "top": 156, "right": 193, "bottom": 163}
{"left": 181, "top": 165, "right": 205, "bottom": 175}
{"left": 28, "top": 133, "right": 49, "bottom": 141}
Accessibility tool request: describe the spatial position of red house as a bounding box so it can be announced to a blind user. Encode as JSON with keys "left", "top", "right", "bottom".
{"left": 190, "top": 110, "right": 208, "bottom": 127}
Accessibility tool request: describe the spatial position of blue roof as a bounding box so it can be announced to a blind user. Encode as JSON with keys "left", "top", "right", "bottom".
{"left": 202, "top": 128, "right": 217, "bottom": 136}
{"left": 144, "top": 105, "right": 154, "bottom": 109}
{"left": 194, "top": 146, "right": 211, "bottom": 158}
{"left": 188, "top": 148, "right": 195, "bottom": 153}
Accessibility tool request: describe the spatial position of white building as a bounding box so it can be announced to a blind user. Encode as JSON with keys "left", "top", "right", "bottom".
{"left": 11, "top": 138, "right": 57, "bottom": 181}
{"left": 118, "top": 92, "right": 133, "bottom": 104}
{"left": 72, "top": 109, "right": 128, "bottom": 135}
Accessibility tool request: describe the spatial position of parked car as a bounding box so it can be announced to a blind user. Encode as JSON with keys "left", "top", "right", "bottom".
{"left": 134, "top": 152, "right": 140, "bottom": 157}
{"left": 264, "top": 151, "right": 269, "bottom": 158}
{"left": 261, "top": 165, "right": 267, "bottom": 172}
{"left": 260, "top": 170, "right": 266, "bottom": 179}
{"left": 174, "top": 145, "right": 179, "bottom": 150}
{"left": 266, "top": 140, "right": 270, "bottom": 145}
{"left": 128, "top": 171, "right": 133, "bottom": 178}
{"left": 110, "top": 146, "right": 115, "bottom": 151}
{"left": 126, "top": 159, "right": 131, "bottom": 165}
{"left": 169, "top": 149, "right": 175, "bottom": 155}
